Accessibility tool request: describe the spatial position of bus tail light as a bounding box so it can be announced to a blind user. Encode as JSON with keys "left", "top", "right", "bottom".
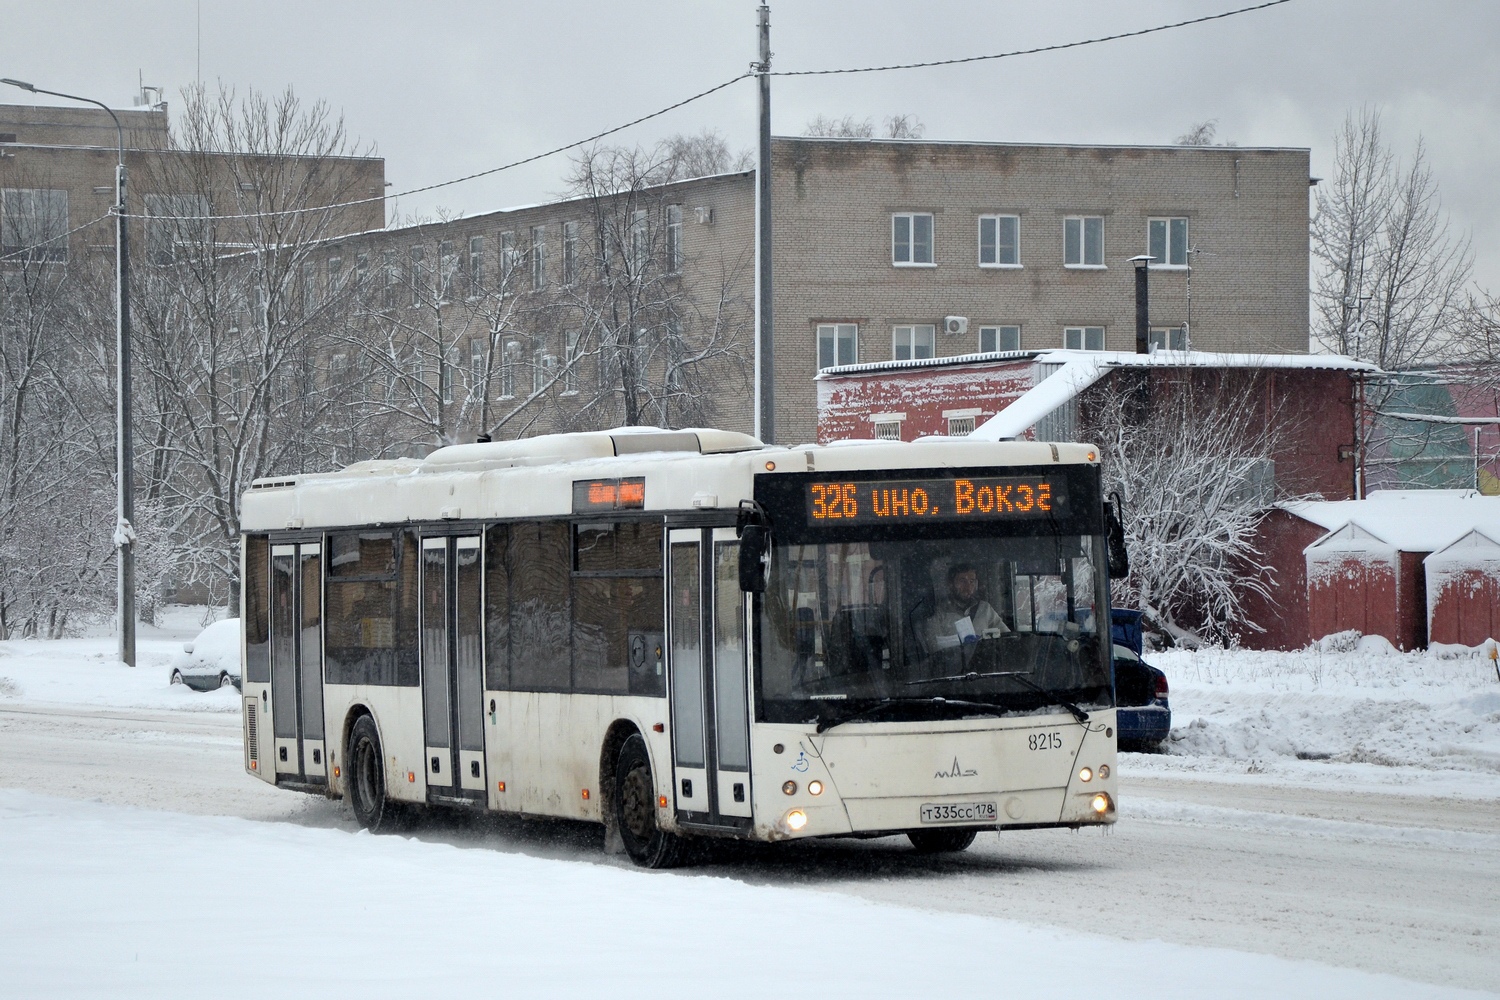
{"left": 407, "top": 771, "right": 415, "bottom": 783}
{"left": 657, "top": 795, "right": 668, "bottom": 808}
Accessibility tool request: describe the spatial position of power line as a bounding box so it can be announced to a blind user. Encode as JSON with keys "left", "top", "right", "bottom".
{"left": 0, "top": 211, "right": 114, "bottom": 263}
{"left": 772, "top": 0, "right": 1294, "bottom": 77}
{"left": 15, "top": 0, "right": 1295, "bottom": 235}
{"left": 132, "top": 72, "right": 753, "bottom": 223}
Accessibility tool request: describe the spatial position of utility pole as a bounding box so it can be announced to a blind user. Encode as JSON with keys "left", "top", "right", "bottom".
{"left": 2, "top": 78, "right": 135, "bottom": 665}
{"left": 754, "top": 4, "right": 775, "bottom": 444}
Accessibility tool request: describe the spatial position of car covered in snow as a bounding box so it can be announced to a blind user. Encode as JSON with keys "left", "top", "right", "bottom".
{"left": 1113, "top": 643, "right": 1170, "bottom": 750}
{"left": 168, "top": 618, "right": 242, "bottom": 692}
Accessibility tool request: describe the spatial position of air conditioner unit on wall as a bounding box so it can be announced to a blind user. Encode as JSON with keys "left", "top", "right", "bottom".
{"left": 944, "top": 316, "right": 969, "bottom": 336}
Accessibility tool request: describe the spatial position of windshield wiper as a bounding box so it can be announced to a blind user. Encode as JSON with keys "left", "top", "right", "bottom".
{"left": 907, "top": 670, "right": 1090, "bottom": 723}
{"left": 815, "top": 696, "right": 1009, "bottom": 733}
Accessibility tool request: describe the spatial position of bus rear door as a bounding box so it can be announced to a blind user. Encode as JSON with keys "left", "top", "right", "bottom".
{"left": 269, "top": 541, "right": 326, "bottom": 786}
{"left": 667, "top": 526, "right": 752, "bottom": 831}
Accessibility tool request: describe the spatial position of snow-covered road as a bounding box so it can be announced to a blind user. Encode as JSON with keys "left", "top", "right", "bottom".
{"left": 2, "top": 699, "right": 1496, "bottom": 994}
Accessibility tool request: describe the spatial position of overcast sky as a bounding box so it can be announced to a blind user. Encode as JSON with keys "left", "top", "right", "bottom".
{"left": 4, "top": 0, "right": 1498, "bottom": 288}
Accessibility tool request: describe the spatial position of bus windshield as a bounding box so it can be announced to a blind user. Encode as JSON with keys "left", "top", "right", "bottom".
{"left": 756, "top": 532, "right": 1112, "bottom": 725}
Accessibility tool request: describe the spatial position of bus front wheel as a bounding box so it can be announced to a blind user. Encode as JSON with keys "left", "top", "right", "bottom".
{"left": 907, "top": 828, "right": 978, "bottom": 853}
{"left": 614, "top": 734, "right": 686, "bottom": 869}
{"left": 348, "top": 715, "right": 401, "bottom": 833}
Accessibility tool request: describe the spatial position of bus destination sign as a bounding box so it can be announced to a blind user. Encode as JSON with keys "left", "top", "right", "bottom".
{"left": 806, "top": 476, "right": 1060, "bottom": 525}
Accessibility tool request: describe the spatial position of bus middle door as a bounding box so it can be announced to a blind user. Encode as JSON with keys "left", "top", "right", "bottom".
{"left": 667, "top": 526, "right": 752, "bottom": 831}
{"left": 420, "top": 534, "right": 487, "bottom": 805}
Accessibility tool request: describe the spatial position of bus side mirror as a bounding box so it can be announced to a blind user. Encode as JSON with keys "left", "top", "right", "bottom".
{"left": 1107, "top": 493, "right": 1130, "bottom": 579}
{"left": 739, "top": 524, "right": 767, "bottom": 593}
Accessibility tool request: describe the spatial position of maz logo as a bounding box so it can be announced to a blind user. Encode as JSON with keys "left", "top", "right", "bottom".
{"left": 934, "top": 757, "right": 978, "bottom": 779}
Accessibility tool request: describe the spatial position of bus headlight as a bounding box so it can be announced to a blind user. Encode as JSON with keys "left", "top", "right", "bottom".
{"left": 785, "top": 809, "right": 808, "bottom": 831}
{"left": 1090, "top": 793, "right": 1113, "bottom": 815}
{"left": 1098, "top": 764, "right": 1110, "bottom": 779}
{"left": 1078, "top": 767, "right": 1093, "bottom": 783}
{"left": 782, "top": 780, "right": 797, "bottom": 795}
{"left": 808, "top": 780, "right": 823, "bottom": 796}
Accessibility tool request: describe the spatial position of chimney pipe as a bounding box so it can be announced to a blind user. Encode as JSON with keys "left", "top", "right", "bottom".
{"left": 1131, "top": 255, "right": 1154, "bottom": 354}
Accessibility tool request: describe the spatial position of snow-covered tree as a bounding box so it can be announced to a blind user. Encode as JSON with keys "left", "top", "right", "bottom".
{"left": 1086, "top": 370, "right": 1297, "bottom": 646}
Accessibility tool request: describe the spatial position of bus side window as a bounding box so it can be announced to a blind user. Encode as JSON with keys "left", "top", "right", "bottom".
{"left": 508, "top": 522, "right": 571, "bottom": 692}
{"left": 572, "top": 520, "right": 664, "bottom": 696}
{"left": 484, "top": 525, "right": 510, "bottom": 691}
{"left": 243, "top": 535, "right": 271, "bottom": 684}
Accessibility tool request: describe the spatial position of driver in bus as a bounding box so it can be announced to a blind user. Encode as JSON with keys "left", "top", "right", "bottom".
{"left": 927, "top": 562, "right": 1006, "bottom": 647}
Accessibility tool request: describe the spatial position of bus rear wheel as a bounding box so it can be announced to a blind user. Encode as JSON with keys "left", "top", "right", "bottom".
{"left": 614, "top": 734, "right": 686, "bottom": 869}
{"left": 348, "top": 715, "right": 400, "bottom": 832}
{"left": 907, "top": 828, "right": 978, "bottom": 853}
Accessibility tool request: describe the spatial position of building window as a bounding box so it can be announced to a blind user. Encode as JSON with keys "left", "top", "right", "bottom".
{"left": 979, "top": 325, "right": 1021, "bottom": 353}
{"left": 1148, "top": 217, "right": 1189, "bottom": 267}
{"left": 1150, "top": 326, "right": 1187, "bottom": 351}
{"left": 892, "top": 324, "right": 935, "bottom": 361}
{"left": 2, "top": 189, "right": 70, "bottom": 262}
{"left": 467, "top": 236, "right": 484, "bottom": 296}
{"left": 438, "top": 240, "right": 455, "bottom": 301}
{"left": 665, "top": 205, "right": 683, "bottom": 273}
{"left": 327, "top": 256, "right": 343, "bottom": 294}
{"left": 978, "top": 215, "right": 1019, "bottom": 267}
{"left": 530, "top": 226, "right": 546, "bottom": 290}
{"left": 470, "top": 339, "right": 485, "bottom": 399}
{"left": 562, "top": 221, "right": 579, "bottom": 285}
{"left": 144, "top": 193, "right": 207, "bottom": 265}
{"left": 409, "top": 246, "right": 426, "bottom": 306}
{"left": 354, "top": 253, "right": 369, "bottom": 295}
{"left": 630, "top": 210, "right": 649, "bottom": 275}
{"left": 946, "top": 415, "right": 976, "bottom": 436}
{"left": 533, "top": 337, "right": 552, "bottom": 394}
{"left": 441, "top": 355, "right": 455, "bottom": 404}
{"left": 301, "top": 261, "right": 318, "bottom": 316}
{"left": 1064, "top": 216, "right": 1104, "bottom": 268}
{"left": 381, "top": 250, "right": 399, "bottom": 308}
{"left": 817, "top": 323, "right": 858, "bottom": 371}
{"left": 499, "top": 338, "right": 523, "bottom": 398}
{"left": 873, "top": 418, "right": 904, "bottom": 441}
{"left": 500, "top": 231, "right": 518, "bottom": 287}
{"left": 564, "top": 330, "right": 582, "bottom": 394}
{"left": 1064, "top": 326, "right": 1106, "bottom": 351}
{"left": 892, "top": 212, "right": 934, "bottom": 266}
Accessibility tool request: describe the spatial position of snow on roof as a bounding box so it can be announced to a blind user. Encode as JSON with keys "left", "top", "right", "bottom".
{"left": 971, "top": 357, "right": 1107, "bottom": 441}
{"left": 1424, "top": 528, "right": 1500, "bottom": 568}
{"left": 1284, "top": 492, "right": 1500, "bottom": 554}
{"left": 958, "top": 350, "right": 1377, "bottom": 441}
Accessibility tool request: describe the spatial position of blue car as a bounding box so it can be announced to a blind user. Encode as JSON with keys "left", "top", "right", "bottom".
{"left": 1113, "top": 643, "right": 1171, "bottom": 750}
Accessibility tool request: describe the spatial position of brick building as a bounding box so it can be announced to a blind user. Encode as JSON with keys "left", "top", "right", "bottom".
{"left": 0, "top": 101, "right": 385, "bottom": 265}
{"left": 770, "top": 138, "right": 1313, "bottom": 444}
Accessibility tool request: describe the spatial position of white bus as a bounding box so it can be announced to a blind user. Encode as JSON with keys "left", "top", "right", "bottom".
{"left": 240, "top": 427, "right": 1122, "bottom": 867}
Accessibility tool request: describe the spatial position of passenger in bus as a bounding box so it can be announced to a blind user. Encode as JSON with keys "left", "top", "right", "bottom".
{"left": 927, "top": 563, "right": 1006, "bottom": 647}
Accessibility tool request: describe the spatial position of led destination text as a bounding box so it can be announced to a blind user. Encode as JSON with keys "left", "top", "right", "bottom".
{"left": 807, "top": 476, "right": 1057, "bottom": 524}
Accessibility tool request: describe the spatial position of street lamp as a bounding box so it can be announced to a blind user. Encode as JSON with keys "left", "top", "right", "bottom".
{"left": 2, "top": 78, "right": 136, "bottom": 666}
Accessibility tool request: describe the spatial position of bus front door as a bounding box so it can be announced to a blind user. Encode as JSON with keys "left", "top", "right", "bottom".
{"left": 269, "top": 541, "right": 326, "bottom": 786}
{"left": 420, "top": 535, "right": 487, "bottom": 804}
{"left": 667, "top": 527, "right": 752, "bottom": 830}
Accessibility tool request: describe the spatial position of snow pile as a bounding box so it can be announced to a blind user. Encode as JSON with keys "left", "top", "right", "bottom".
{"left": 0, "top": 637, "right": 240, "bottom": 713}
{"left": 1142, "top": 645, "right": 1500, "bottom": 784}
{"left": 0, "top": 789, "right": 1481, "bottom": 1000}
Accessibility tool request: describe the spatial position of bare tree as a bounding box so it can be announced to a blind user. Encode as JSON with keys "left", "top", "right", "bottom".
{"left": 804, "top": 114, "right": 926, "bottom": 139}
{"left": 0, "top": 217, "right": 116, "bottom": 637}
{"left": 1086, "top": 371, "right": 1296, "bottom": 645}
{"left": 556, "top": 142, "right": 752, "bottom": 430}
{"left": 657, "top": 129, "right": 753, "bottom": 177}
{"left": 128, "top": 84, "right": 380, "bottom": 610}
{"left": 1174, "top": 119, "right": 1235, "bottom": 146}
{"left": 1312, "top": 108, "right": 1473, "bottom": 369}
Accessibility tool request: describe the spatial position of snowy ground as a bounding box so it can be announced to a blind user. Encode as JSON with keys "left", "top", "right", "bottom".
{"left": 1136, "top": 642, "right": 1500, "bottom": 798}
{"left": 2, "top": 622, "right": 1498, "bottom": 997}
